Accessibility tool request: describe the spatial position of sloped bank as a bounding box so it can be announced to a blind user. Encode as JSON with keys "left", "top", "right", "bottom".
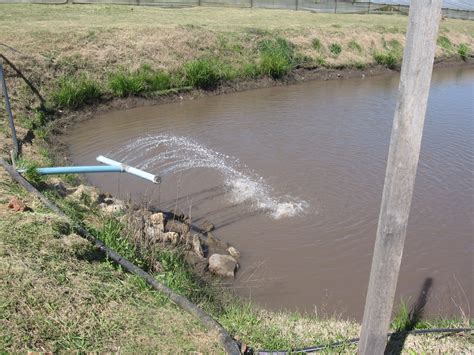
{"left": 74, "top": 184, "right": 242, "bottom": 279}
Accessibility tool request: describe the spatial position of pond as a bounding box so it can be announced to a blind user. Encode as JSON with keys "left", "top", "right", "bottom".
{"left": 68, "top": 66, "right": 473, "bottom": 319}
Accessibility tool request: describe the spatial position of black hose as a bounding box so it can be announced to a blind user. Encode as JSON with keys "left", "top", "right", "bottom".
{"left": 253, "top": 327, "right": 473, "bottom": 354}
{"left": 0, "top": 158, "right": 241, "bottom": 355}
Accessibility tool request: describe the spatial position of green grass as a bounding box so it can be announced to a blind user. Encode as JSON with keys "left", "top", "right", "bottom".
{"left": 373, "top": 39, "right": 403, "bottom": 69}
{"left": 183, "top": 58, "right": 222, "bottom": 90}
{"left": 0, "top": 213, "right": 220, "bottom": 353}
{"left": 373, "top": 51, "right": 398, "bottom": 69}
{"left": 437, "top": 35, "right": 453, "bottom": 51}
{"left": 458, "top": 43, "right": 469, "bottom": 61}
{"left": 97, "top": 218, "right": 147, "bottom": 268}
{"left": 15, "top": 157, "right": 45, "bottom": 186}
{"left": 240, "top": 62, "right": 261, "bottom": 78}
{"left": 312, "top": 38, "right": 323, "bottom": 52}
{"left": 329, "top": 43, "right": 342, "bottom": 57}
{"left": 51, "top": 75, "right": 102, "bottom": 109}
{"left": 108, "top": 66, "right": 172, "bottom": 97}
{"left": 258, "top": 37, "right": 295, "bottom": 79}
{"left": 391, "top": 300, "right": 414, "bottom": 332}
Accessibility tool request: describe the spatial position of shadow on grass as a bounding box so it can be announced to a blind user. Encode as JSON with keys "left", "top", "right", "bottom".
{"left": 385, "top": 277, "right": 433, "bottom": 354}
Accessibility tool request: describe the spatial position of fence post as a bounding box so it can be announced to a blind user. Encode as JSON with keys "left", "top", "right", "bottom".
{"left": 0, "top": 63, "right": 19, "bottom": 159}
{"left": 358, "top": 0, "right": 442, "bottom": 354}
{"left": 295, "top": 0, "right": 298, "bottom": 11}
{"left": 334, "top": 0, "right": 337, "bottom": 13}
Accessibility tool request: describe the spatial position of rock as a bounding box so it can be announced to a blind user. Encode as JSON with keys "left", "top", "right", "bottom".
{"left": 50, "top": 178, "right": 68, "bottom": 197}
{"left": 209, "top": 254, "right": 237, "bottom": 278}
{"left": 150, "top": 212, "right": 164, "bottom": 225}
{"left": 165, "top": 220, "right": 190, "bottom": 235}
{"left": 149, "top": 213, "right": 165, "bottom": 235}
{"left": 71, "top": 184, "right": 104, "bottom": 204}
{"left": 100, "top": 203, "right": 126, "bottom": 215}
{"left": 145, "top": 226, "right": 157, "bottom": 240}
{"left": 185, "top": 251, "right": 208, "bottom": 274}
{"left": 192, "top": 234, "right": 204, "bottom": 258}
{"left": 227, "top": 246, "right": 241, "bottom": 260}
{"left": 183, "top": 233, "right": 193, "bottom": 251}
{"left": 103, "top": 196, "right": 121, "bottom": 205}
{"left": 144, "top": 224, "right": 164, "bottom": 240}
{"left": 162, "top": 232, "right": 180, "bottom": 245}
{"left": 7, "top": 197, "right": 28, "bottom": 212}
{"left": 200, "top": 219, "right": 215, "bottom": 232}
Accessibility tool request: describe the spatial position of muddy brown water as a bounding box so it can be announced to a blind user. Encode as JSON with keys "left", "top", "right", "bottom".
{"left": 68, "top": 67, "right": 473, "bottom": 320}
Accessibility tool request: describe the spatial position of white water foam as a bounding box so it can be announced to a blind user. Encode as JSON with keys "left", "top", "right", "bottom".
{"left": 110, "top": 134, "right": 308, "bottom": 219}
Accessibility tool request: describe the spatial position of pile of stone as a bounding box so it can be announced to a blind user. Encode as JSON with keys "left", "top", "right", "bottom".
{"left": 66, "top": 183, "right": 241, "bottom": 278}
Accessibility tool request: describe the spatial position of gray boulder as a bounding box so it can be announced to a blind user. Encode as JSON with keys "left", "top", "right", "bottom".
{"left": 209, "top": 254, "right": 237, "bottom": 278}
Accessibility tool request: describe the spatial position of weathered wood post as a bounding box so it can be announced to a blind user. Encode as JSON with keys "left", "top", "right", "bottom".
{"left": 358, "top": 0, "right": 442, "bottom": 353}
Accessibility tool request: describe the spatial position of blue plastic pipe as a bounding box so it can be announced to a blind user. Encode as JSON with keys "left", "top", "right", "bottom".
{"left": 17, "top": 156, "right": 160, "bottom": 184}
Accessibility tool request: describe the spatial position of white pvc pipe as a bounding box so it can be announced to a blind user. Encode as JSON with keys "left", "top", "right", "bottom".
{"left": 97, "top": 155, "right": 160, "bottom": 184}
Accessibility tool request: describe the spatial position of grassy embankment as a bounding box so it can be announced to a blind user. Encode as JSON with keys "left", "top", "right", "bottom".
{"left": 0, "top": 5, "right": 473, "bottom": 352}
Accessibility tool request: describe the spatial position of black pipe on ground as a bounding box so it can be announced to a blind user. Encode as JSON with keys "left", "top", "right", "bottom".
{"left": 252, "top": 327, "right": 473, "bottom": 354}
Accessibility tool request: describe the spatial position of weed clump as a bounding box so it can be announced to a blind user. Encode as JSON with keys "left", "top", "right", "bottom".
{"left": 315, "top": 56, "right": 327, "bottom": 67}
{"left": 183, "top": 58, "right": 221, "bottom": 90}
{"left": 329, "top": 43, "right": 342, "bottom": 57}
{"left": 241, "top": 62, "right": 261, "bottom": 79}
{"left": 348, "top": 40, "right": 362, "bottom": 53}
{"left": 458, "top": 43, "right": 469, "bottom": 61}
{"left": 373, "top": 52, "right": 397, "bottom": 68}
{"left": 258, "top": 37, "right": 295, "bottom": 79}
{"left": 374, "top": 39, "right": 403, "bottom": 69}
{"left": 52, "top": 75, "right": 101, "bottom": 109}
{"left": 108, "top": 66, "right": 171, "bottom": 97}
{"left": 312, "top": 38, "right": 323, "bottom": 52}
{"left": 16, "top": 158, "right": 44, "bottom": 185}
{"left": 437, "top": 35, "right": 453, "bottom": 51}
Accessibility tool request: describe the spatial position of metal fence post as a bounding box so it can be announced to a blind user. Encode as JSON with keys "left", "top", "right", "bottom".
{"left": 358, "top": 0, "right": 443, "bottom": 353}
{"left": 0, "top": 62, "right": 19, "bottom": 159}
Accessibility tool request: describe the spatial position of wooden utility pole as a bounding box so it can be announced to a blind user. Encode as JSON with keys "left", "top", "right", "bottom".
{"left": 358, "top": 0, "right": 442, "bottom": 354}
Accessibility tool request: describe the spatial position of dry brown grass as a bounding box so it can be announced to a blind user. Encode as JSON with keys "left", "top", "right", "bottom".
{"left": 0, "top": 5, "right": 472, "bottom": 75}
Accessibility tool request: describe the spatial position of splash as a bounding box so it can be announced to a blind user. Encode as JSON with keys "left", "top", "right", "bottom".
{"left": 110, "top": 134, "right": 308, "bottom": 219}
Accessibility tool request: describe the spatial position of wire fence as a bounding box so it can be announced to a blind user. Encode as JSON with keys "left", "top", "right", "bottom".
{"left": 0, "top": 0, "right": 473, "bottom": 20}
